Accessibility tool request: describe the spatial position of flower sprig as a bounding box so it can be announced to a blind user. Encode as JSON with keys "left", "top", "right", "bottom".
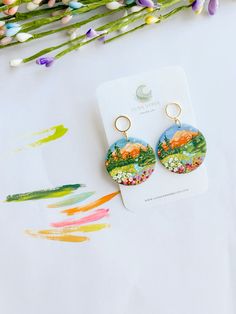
{"left": 192, "top": 0, "right": 219, "bottom": 15}
{"left": 0, "top": 0, "right": 223, "bottom": 67}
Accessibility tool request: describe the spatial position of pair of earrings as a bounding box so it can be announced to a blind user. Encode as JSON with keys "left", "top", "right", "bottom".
{"left": 105, "top": 102, "right": 207, "bottom": 186}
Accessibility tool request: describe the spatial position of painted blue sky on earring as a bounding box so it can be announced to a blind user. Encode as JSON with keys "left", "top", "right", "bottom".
{"left": 105, "top": 115, "right": 156, "bottom": 185}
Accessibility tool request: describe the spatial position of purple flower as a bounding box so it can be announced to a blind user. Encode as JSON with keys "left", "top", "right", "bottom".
{"left": 192, "top": 0, "right": 204, "bottom": 13}
{"left": 136, "top": 0, "right": 154, "bottom": 7}
{"left": 208, "top": 0, "right": 218, "bottom": 15}
{"left": 36, "top": 56, "right": 54, "bottom": 67}
{"left": 98, "top": 35, "right": 107, "bottom": 42}
{"left": 86, "top": 28, "right": 107, "bottom": 41}
{"left": 86, "top": 28, "right": 98, "bottom": 38}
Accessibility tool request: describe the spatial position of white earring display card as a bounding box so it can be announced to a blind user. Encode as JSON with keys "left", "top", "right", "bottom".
{"left": 97, "top": 66, "right": 208, "bottom": 210}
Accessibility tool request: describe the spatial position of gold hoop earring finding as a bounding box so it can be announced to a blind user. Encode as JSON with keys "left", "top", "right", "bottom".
{"left": 165, "top": 102, "right": 182, "bottom": 126}
{"left": 114, "top": 115, "right": 131, "bottom": 140}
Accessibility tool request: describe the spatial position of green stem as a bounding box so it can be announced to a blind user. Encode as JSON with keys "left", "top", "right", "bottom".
{"left": 13, "top": 5, "right": 67, "bottom": 21}
{"left": 1, "top": 6, "right": 125, "bottom": 49}
{"left": 104, "top": 23, "right": 148, "bottom": 44}
{"left": 23, "top": 39, "right": 76, "bottom": 62}
{"left": 20, "top": 0, "right": 113, "bottom": 32}
{"left": 32, "top": 5, "right": 125, "bottom": 38}
{"left": 54, "top": 8, "right": 157, "bottom": 60}
{"left": 0, "top": 0, "right": 32, "bottom": 13}
{"left": 104, "top": 4, "right": 191, "bottom": 44}
{"left": 54, "top": 1, "right": 191, "bottom": 61}
{"left": 96, "top": 7, "right": 147, "bottom": 32}
{"left": 4, "top": 0, "right": 195, "bottom": 66}
{"left": 22, "top": 7, "right": 147, "bottom": 62}
{"left": 0, "top": 14, "right": 11, "bottom": 21}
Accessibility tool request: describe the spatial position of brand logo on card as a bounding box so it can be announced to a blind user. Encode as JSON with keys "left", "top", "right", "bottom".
{"left": 132, "top": 84, "right": 160, "bottom": 114}
{"left": 136, "top": 84, "right": 152, "bottom": 102}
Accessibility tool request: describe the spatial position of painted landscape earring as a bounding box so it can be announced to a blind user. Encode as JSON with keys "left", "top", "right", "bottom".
{"left": 105, "top": 115, "right": 156, "bottom": 185}
{"left": 157, "top": 103, "right": 207, "bottom": 174}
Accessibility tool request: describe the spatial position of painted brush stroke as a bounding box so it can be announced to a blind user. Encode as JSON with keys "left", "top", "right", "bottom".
{"left": 51, "top": 208, "right": 109, "bottom": 228}
{"left": 78, "top": 223, "right": 110, "bottom": 232}
{"left": 47, "top": 191, "right": 95, "bottom": 208}
{"left": 5, "top": 183, "right": 85, "bottom": 202}
{"left": 31, "top": 223, "right": 110, "bottom": 235}
{"left": 26, "top": 230, "right": 89, "bottom": 243}
{"left": 29, "top": 124, "right": 68, "bottom": 148}
{"left": 62, "top": 191, "right": 120, "bottom": 216}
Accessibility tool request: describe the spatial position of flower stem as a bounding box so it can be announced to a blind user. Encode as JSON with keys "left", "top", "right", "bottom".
{"left": 54, "top": 1, "right": 192, "bottom": 61}
{"left": 104, "top": 3, "right": 191, "bottom": 44}
{"left": 54, "top": 8, "right": 157, "bottom": 60}
{"left": 23, "top": 40, "right": 75, "bottom": 62}
{"left": 20, "top": 0, "right": 113, "bottom": 33}
{"left": 13, "top": 5, "right": 67, "bottom": 22}
{"left": 0, "top": 0, "right": 32, "bottom": 13}
{"left": 21, "top": 7, "right": 148, "bottom": 62}
{"left": 104, "top": 23, "right": 148, "bottom": 44}
{"left": 3, "top": 0, "right": 197, "bottom": 66}
{"left": 0, "top": 6, "right": 125, "bottom": 49}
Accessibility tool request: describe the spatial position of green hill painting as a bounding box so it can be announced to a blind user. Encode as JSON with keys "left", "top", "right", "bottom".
{"left": 105, "top": 137, "right": 156, "bottom": 185}
{"left": 157, "top": 123, "right": 207, "bottom": 174}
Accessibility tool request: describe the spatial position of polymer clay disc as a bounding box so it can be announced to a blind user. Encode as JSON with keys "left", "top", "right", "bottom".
{"left": 157, "top": 123, "right": 207, "bottom": 174}
{"left": 105, "top": 137, "right": 156, "bottom": 185}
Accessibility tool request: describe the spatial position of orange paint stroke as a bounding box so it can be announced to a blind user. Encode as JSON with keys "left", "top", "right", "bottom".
{"left": 51, "top": 208, "right": 109, "bottom": 228}
{"left": 62, "top": 191, "right": 120, "bottom": 216}
{"left": 26, "top": 230, "right": 89, "bottom": 243}
{"left": 38, "top": 223, "right": 110, "bottom": 235}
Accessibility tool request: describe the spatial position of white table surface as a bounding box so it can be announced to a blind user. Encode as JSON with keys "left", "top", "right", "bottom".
{"left": 0, "top": 3, "right": 236, "bottom": 314}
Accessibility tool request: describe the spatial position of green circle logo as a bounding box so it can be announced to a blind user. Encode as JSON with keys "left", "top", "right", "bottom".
{"left": 136, "top": 85, "right": 152, "bottom": 102}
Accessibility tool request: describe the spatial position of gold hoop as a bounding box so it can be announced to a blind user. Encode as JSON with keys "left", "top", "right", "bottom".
{"left": 165, "top": 102, "right": 182, "bottom": 126}
{"left": 114, "top": 115, "right": 131, "bottom": 140}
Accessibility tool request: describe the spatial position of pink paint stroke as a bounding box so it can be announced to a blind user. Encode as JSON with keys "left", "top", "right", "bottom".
{"left": 51, "top": 208, "right": 109, "bottom": 228}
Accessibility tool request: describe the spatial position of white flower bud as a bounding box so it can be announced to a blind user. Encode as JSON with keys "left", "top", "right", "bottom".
{"left": 119, "top": 25, "right": 129, "bottom": 33}
{"left": 70, "top": 31, "right": 77, "bottom": 40}
{"left": 106, "top": 1, "right": 122, "bottom": 10}
{"left": 33, "top": 0, "right": 42, "bottom": 4}
{"left": 129, "top": 5, "right": 143, "bottom": 13}
{"left": 10, "top": 59, "right": 23, "bottom": 67}
{"left": 16, "top": 32, "right": 33, "bottom": 42}
{"left": 27, "top": 2, "right": 39, "bottom": 10}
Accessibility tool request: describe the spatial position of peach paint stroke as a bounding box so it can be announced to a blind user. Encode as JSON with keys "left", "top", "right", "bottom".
{"left": 30, "top": 223, "right": 110, "bottom": 235}
{"left": 51, "top": 208, "right": 109, "bottom": 228}
{"left": 25, "top": 230, "right": 89, "bottom": 243}
{"left": 62, "top": 191, "right": 119, "bottom": 216}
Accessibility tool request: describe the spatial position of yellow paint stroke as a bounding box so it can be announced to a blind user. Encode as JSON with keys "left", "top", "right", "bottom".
{"left": 26, "top": 230, "right": 89, "bottom": 243}
{"left": 29, "top": 124, "right": 68, "bottom": 147}
{"left": 37, "top": 223, "right": 110, "bottom": 235}
{"left": 62, "top": 191, "right": 120, "bottom": 216}
{"left": 78, "top": 223, "right": 110, "bottom": 233}
{"left": 15, "top": 125, "right": 68, "bottom": 152}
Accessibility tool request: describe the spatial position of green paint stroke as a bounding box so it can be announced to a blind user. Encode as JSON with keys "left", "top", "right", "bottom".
{"left": 48, "top": 191, "right": 95, "bottom": 208}
{"left": 5, "top": 184, "right": 85, "bottom": 202}
{"left": 29, "top": 124, "right": 68, "bottom": 148}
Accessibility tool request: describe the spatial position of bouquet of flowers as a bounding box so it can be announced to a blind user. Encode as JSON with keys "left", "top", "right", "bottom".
{"left": 0, "top": 0, "right": 219, "bottom": 67}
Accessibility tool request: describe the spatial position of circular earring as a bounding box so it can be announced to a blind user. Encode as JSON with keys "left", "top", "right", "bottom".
{"left": 105, "top": 115, "right": 156, "bottom": 185}
{"left": 157, "top": 103, "right": 207, "bottom": 174}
